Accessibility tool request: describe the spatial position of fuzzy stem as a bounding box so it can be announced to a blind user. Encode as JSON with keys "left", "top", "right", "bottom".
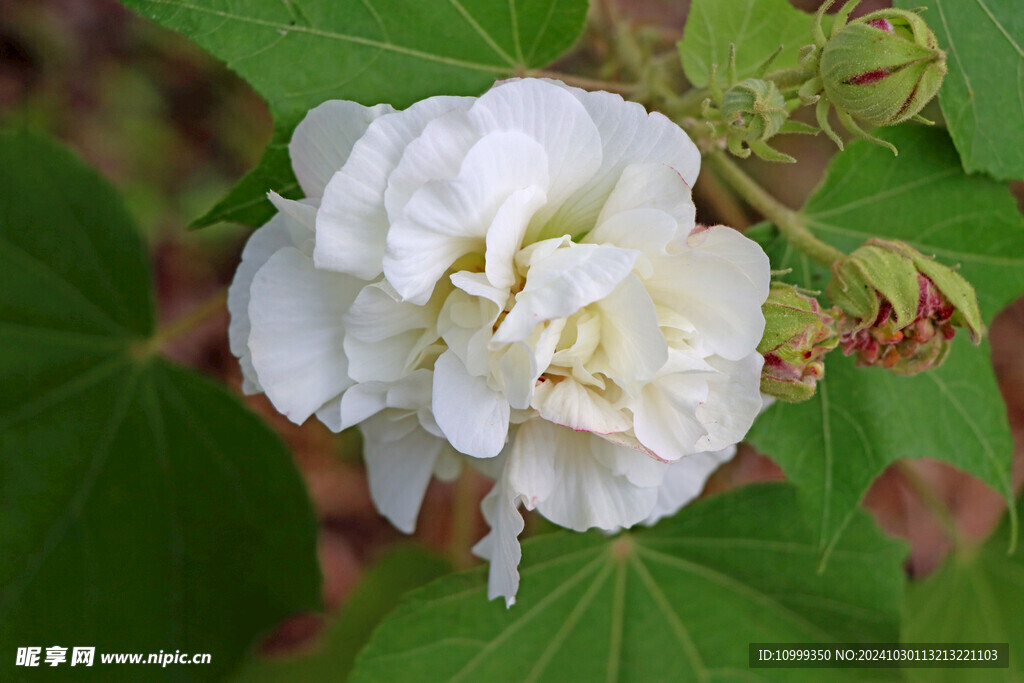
{"left": 132, "top": 289, "right": 227, "bottom": 359}
{"left": 766, "top": 65, "right": 818, "bottom": 91}
{"left": 706, "top": 150, "right": 845, "bottom": 266}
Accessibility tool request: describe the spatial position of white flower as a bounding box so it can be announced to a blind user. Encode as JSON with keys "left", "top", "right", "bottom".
{"left": 229, "top": 79, "right": 770, "bottom": 606}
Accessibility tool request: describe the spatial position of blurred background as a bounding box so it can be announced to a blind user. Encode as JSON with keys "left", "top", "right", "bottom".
{"left": 2, "top": 0, "right": 1022, "bottom": 660}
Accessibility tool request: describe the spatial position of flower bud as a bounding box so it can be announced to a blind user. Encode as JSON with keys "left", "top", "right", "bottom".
{"left": 820, "top": 8, "right": 946, "bottom": 126}
{"left": 827, "top": 239, "right": 983, "bottom": 375}
{"left": 720, "top": 78, "right": 788, "bottom": 143}
{"left": 757, "top": 283, "right": 841, "bottom": 402}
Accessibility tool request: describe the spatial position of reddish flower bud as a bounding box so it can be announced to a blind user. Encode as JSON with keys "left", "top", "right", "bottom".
{"left": 827, "top": 240, "right": 984, "bottom": 375}
{"left": 757, "top": 283, "right": 841, "bottom": 402}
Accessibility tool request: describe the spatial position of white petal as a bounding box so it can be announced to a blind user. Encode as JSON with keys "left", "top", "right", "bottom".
{"left": 647, "top": 226, "right": 770, "bottom": 360}
{"left": 532, "top": 377, "right": 630, "bottom": 434}
{"left": 432, "top": 350, "right": 510, "bottom": 458}
{"left": 468, "top": 80, "right": 602, "bottom": 229}
{"left": 361, "top": 412, "right": 443, "bottom": 533}
{"left": 267, "top": 192, "right": 318, "bottom": 255}
{"left": 339, "top": 381, "right": 389, "bottom": 430}
{"left": 315, "top": 96, "right": 473, "bottom": 279}
{"left": 538, "top": 85, "right": 700, "bottom": 237}
{"left": 585, "top": 208, "right": 677, "bottom": 259}
{"left": 594, "top": 163, "right": 696, "bottom": 231}
{"left": 383, "top": 131, "right": 549, "bottom": 304}
{"left": 484, "top": 185, "right": 548, "bottom": 290}
{"left": 472, "top": 459, "right": 525, "bottom": 608}
{"left": 437, "top": 288, "right": 500, "bottom": 377}
{"left": 343, "top": 282, "right": 437, "bottom": 383}
{"left": 449, "top": 271, "right": 507, "bottom": 308}
{"left": 590, "top": 274, "right": 667, "bottom": 385}
{"left": 290, "top": 100, "right": 393, "bottom": 198}
{"left": 493, "top": 243, "right": 638, "bottom": 344}
{"left": 694, "top": 354, "right": 764, "bottom": 452}
{"left": 227, "top": 215, "right": 294, "bottom": 395}
{"left": 248, "top": 248, "right": 361, "bottom": 423}
{"left": 510, "top": 420, "right": 659, "bottom": 531}
{"left": 634, "top": 367, "right": 715, "bottom": 462}
{"left": 643, "top": 446, "right": 735, "bottom": 525}
{"left": 314, "top": 393, "right": 344, "bottom": 433}
{"left": 384, "top": 107, "right": 480, "bottom": 221}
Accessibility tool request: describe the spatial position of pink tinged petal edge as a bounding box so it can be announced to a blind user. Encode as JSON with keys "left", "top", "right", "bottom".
{"left": 247, "top": 247, "right": 362, "bottom": 424}
{"left": 432, "top": 350, "right": 510, "bottom": 458}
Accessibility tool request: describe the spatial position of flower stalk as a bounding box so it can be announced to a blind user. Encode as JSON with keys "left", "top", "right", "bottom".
{"left": 706, "top": 150, "right": 845, "bottom": 266}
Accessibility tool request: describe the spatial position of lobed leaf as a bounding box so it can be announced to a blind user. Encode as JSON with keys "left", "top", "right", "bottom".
{"left": 117, "top": 0, "right": 590, "bottom": 227}
{"left": 678, "top": 0, "right": 815, "bottom": 88}
{"left": 747, "top": 125, "right": 1023, "bottom": 560}
{"left": 895, "top": 0, "right": 1024, "bottom": 180}
{"left": 349, "top": 484, "right": 906, "bottom": 682}
{"left": 0, "top": 131, "right": 320, "bottom": 681}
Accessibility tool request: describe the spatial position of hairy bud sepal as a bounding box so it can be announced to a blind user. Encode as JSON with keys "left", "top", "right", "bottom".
{"left": 827, "top": 239, "right": 983, "bottom": 375}
{"left": 758, "top": 283, "right": 841, "bottom": 402}
{"left": 821, "top": 9, "right": 946, "bottom": 127}
{"left": 802, "top": 0, "right": 947, "bottom": 154}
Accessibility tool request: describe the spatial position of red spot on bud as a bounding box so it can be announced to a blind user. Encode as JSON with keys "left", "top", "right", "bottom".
{"left": 848, "top": 69, "right": 891, "bottom": 86}
{"left": 866, "top": 18, "right": 895, "bottom": 33}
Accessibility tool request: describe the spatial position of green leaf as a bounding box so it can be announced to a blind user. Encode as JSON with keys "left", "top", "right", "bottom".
{"left": 679, "top": 0, "right": 815, "bottom": 88}
{"left": 895, "top": 0, "right": 1024, "bottom": 180}
{"left": 231, "top": 547, "right": 450, "bottom": 682}
{"left": 746, "top": 125, "right": 1022, "bottom": 560}
{"left": 748, "top": 338, "right": 1013, "bottom": 563}
{"left": 0, "top": 130, "right": 320, "bottom": 680}
{"left": 118, "top": 0, "right": 590, "bottom": 227}
{"left": 904, "top": 499, "right": 1024, "bottom": 682}
{"left": 349, "top": 483, "right": 906, "bottom": 682}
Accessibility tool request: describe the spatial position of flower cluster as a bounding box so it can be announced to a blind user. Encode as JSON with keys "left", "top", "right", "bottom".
{"left": 229, "top": 79, "right": 771, "bottom": 605}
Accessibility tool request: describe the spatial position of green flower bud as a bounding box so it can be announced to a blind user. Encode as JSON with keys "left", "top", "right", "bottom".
{"left": 757, "top": 283, "right": 841, "bottom": 402}
{"left": 820, "top": 9, "right": 946, "bottom": 126}
{"left": 720, "top": 78, "right": 788, "bottom": 143}
{"left": 827, "top": 239, "right": 983, "bottom": 375}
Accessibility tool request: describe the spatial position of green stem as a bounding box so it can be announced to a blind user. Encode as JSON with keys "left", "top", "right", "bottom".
{"left": 706, "top": 150, "right": 845, "bottom": 266}
{"left": 132, "top": 289, "right": 228, "bottom": 359}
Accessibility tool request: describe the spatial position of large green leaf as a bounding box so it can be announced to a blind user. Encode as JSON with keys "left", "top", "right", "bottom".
{"left": 0, "top": 130, "right": 320, "bottom": 681}
{"left": 117, "top": 0, "right": 589, "bottom": 227}
{"left": 895, "top": 0, "right": 1024, "bottom": 180}
{"left": 678, "top": 0, "right": 815, "bottom": 88}
{"left": 349, "top": 484, "right": 906, "bottom": 682}
{"left": 904, "top": 496, "right": 1024, "bottom": 682}
{"left": 746, "top": 125, "right": 1023, "bottom": 560}
{"left": 232, "top": 547, "right": 450, "bottom": 683}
